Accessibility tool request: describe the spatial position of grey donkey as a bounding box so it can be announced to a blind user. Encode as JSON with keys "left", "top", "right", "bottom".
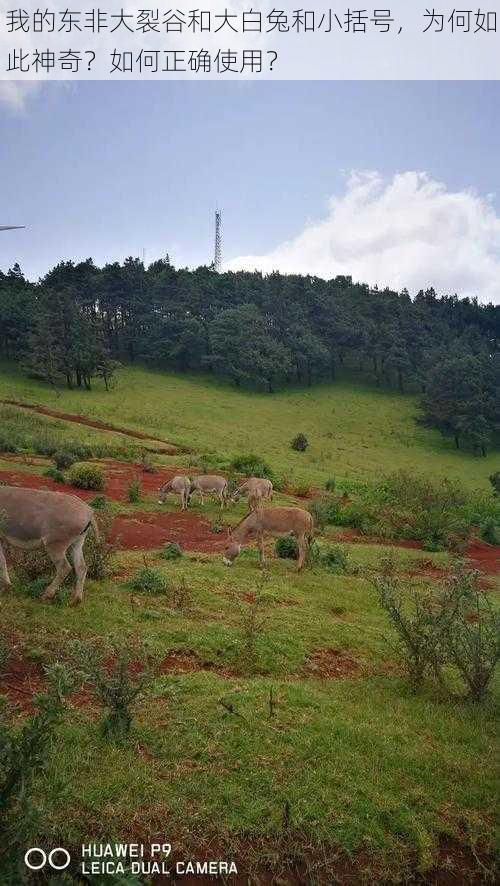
{"left": 0, "top": 486, "right": 99, "bottom": 605}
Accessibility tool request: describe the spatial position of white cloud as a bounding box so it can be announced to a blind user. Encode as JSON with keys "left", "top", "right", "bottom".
{"left": 226, "top": 171, "right": 500, "bottom": 304}
{"left": 0, "top": 81, "right": 43, "bottom": 110}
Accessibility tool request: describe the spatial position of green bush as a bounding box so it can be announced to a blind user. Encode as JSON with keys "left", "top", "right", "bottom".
{"left": 275, "top": 536, "right": 299, "bottom": 560}
{"left": 68, "top": 463, "right": 105, "bottom": 491}
{"left": 231, "top": 453, "right": 282, "bottom": 489}
{"left": 489, "top": 471, "right": 500, "bottom": 496}
{"left": 480, "top": 520, "right": 500, "bottom": 545}
{"left": 291, "top": 433, "right": 308, "bottom": 452}
{"left": 53, "top": 449, "right": 77, "bottom": 470}
{"left": 44, "top": 466, "right": 65, "bottom": 483}
{"left": 162, "top": 542, "right": 183, "bottom": 560}
{"left": 127, "top": 479, "right": 141, "bottom": 503}
{"left": 89, "top": 494, "right": 107, "bottom": 510}
{"left": 320, "top": 544, "right": 352, "bottom": 573}
{"left": 84, "top": 511, "right": 117, "bottom": 580}
{"left": 130, "top": 567, "right": 168, "bottom": 595}
{"left": 324, "top": 477, "right": 336, "bottom": 492}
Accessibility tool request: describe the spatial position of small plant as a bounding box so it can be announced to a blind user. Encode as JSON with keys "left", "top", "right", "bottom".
{"left": 44, "top": 466, "right": 65, "bottom": 483}
{"left": 161, "top": 542, "right": 183, "bottom": 560}
{"left": 230, "top": 453, "right": 281, "bottom": 487}
{"left": 488, "top": 471, "right": 500, "bottom": 496}
{"left": 6, "top": 545, "right": 50, "bottom": 584}
{"left": 141, "top": 450, "right": 157, "bottom": 473}
{"left": 0, "top": 664, "right": 75, "bottom": 873}
{"left": 442, "top": 569, "right": 500, "bottom": 702}
{"left": 324, "top": 477, "right": 336, "bottom": 492}
{"left": 89, "top": 494, "right": 107, "bottom": 510}
{"left": 480, "top": 519, "right": 500, "bottom": 545}
{"left": 170, "top": 576, "right": 192, "bottom": 610}
{"left": 275, "top": 535, "right": 299, "bottom": 560}
{"left": 127, "top": 478, "right": 141, "bottom": 503}
{"left": 320, "top": 544, "right": 352, "bottom": 574}
{"left": 72, "top": 641, "right": 153, "bottom": 741}
{"left": 210, "top": 518, "right": 224, "bottom": 534}
{"left": 374, "top": 573, "right": 451, "bottom": 692}
{"left": 53, "top": 449, "right": 77, "bottom": 471}
{"left": 130, "top": 567, "right": 168, "bottom": 596}
{"left": 68, "top": 463, "right": 105, "bottom": 491}
{"left": 291, "top": 433, "right": 308, "bottom": 452}
{"left": 238, "top": 599, "right": 267, "bottom": 673}
{"left": 84, "top": 511, "right": 117, "bottom": 580}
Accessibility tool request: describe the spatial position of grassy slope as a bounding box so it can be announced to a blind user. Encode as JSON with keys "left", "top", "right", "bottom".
{"left": 2, "top": 542, "right": 499, "bottom": 876}
{"left": 0, "top": 362, "right": 499, "bottom": 878}
{"left": 0, "top": 361, "right": 497, "bottom": 489}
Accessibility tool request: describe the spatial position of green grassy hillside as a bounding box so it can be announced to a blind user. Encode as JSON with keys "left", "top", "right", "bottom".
{"left": 0, "top": 362, "right": 497, "bottom": 489}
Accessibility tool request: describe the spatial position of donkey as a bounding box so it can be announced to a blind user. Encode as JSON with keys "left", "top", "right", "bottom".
{"left": 158, "top": 475, "right": 191, "bottom": 510}
{"left": 223, "top": 506, "right": 313, "bottom": 571}
{"left": 232, "top": 477, "right": 273, "bottom": 511}
{"left": 0, "top": 486, "right": 99, "bottom": 605}
{"left": 189, "top": 475, "right": 229, "bottom": 508}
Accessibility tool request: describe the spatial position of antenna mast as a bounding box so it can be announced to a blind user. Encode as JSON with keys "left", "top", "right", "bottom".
{"left": 214, "top": 208, "right": 222, "bottom": 272}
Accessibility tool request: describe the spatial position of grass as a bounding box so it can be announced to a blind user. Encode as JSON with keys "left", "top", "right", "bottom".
{"left": 0, "top": 361, "right": 497, "bottom": 489}
{"left": 0, "top": 360, "right": 499, "bottom": 880}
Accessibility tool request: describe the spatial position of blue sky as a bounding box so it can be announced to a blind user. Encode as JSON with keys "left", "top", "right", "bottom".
{"left": 1, "top": 81, "right": 499, "bottom": 301}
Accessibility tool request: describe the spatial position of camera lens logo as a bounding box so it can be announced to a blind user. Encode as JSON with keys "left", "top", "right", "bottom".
{"left": 24, "top": 848, "right": 71, "bottom": 871}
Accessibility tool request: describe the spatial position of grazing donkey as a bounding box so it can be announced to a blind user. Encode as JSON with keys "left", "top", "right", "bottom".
{"left": 223, "top": 506, "right": 313, "bottom": 571}
{"left": 158, "top": 476, "right": 191, "bottom": 510}
{"left": 232, "top": 477, "right": 273, "bottom": 511}
{"left": 189, "top": 475, "right": 229, "bottom": 508}
{"left": 0, "top": 486, "right": 99, "bottom": 605}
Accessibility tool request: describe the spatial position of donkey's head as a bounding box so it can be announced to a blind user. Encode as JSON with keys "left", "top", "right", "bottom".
{"left": 223, "top": 531, "right": 241, "bottom": 566}
{"left": 158, "top": 481, "right": 171, "bottom": 503}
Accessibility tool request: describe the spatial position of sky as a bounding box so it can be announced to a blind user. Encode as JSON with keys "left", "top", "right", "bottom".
{"left": 1, "top": 80, "right": 500, "bottom": 303}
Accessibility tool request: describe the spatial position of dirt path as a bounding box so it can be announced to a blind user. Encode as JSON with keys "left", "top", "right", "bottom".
{"left": 111, "top": 510, "right": 226, "bottom": 553}
{"left": 1, "top": 398, "right": 186, "bottom": 453}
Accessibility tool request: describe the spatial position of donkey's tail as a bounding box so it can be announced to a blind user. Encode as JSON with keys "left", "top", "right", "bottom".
{"left": 84, "top": 512, "right": 100, "bottom": 542}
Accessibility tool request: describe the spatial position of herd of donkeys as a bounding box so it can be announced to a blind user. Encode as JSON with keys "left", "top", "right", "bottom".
{"left": 0, "top": 473, "right": 314, "bottom": 605}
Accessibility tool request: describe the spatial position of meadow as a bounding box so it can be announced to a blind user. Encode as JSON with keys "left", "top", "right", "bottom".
{"left": 0, "top": 362, "right": 499, "bottom": 884}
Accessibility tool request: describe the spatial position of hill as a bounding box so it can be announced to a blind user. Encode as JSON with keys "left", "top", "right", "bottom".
{"left": 0, "top": 361, "right": 497, "bottom": 490}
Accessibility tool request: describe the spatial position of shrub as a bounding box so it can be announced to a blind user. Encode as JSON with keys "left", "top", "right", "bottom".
{"left": 320, "top": 544, "right": 351, "bottom": 573}
{"left": 442, "top": 569, "right": 500, "bottom": 702}
{"left": 53, "top": 449, "right": 77, "bottom": 470}
{"left": 44, "top": 466, "right": 65, "bottom": 483}
{"left": 162, "top": 542, "right": 183, "bottom": 560}
{"left": 89, "top": 494, "right": 107, "bottom": 510}
{"left": 489, "top": 471, "right": 500, "bottom": 496}
{"left": 275, "top": 535, "right": 299, "bottom": 560}
{"left": 231, "top": 453, "right": 282, "bottom": 488}
{"left": 141, "top": 450, "right": 157, "bottom": 474}
{"left": 307, "top": 498, "right": 332, "bottom": 531}
{"left": 480, "top": 520, "right": 500, "bottom": 545}
{"left": 127, "top": 479, "right": 141, "bottom": 503}
{"left": 6, "top": 545, "right": 51, "bottom": 584}
{"left": 84, "top": 511, "right": 117, "bottom": 580}
{"left": 374, "top": 573, "right": 451, "bottom": 692}
{"left": 68, "top": 463, "right": 105, "bottom": 491}
{"left": 0, "top": 664, "right": 74, "bottom": 871}
{"left": 130, "top": 567, "right": 168, "bottom": 595}
{"left": 291, "top": 433, "right": 308, "bottom": 452}
{"left": 71, "top": 641, "right": 154, "bottom": 741}
{"left": 324, "top": 477, "right": 336, "bottom": 492}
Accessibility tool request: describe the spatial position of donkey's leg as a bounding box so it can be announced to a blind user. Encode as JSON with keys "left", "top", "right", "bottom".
{"left": 296, "top": 534, "right": 307, "bottom": 571}
{"left": 70, "top": 534, "right": 88, "bottom": 605}
{"left": 0, "top": 541, "right": 12, "bottom": 590}
{"left": 257, "top": 533, "right": 266, "bottom": 567}
{"left": 41, "top": 541, "right": 72, "bottom": 601}
{"left": 181, "top": 491, "right": 187, "bottom": 511}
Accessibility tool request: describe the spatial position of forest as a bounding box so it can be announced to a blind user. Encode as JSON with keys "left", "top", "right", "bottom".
{"left": 0, "top": 257, "right": 498, "bottom": 455}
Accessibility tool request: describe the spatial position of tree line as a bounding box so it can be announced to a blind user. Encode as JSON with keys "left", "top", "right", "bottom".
{"left": 0, "top": 257, "right": 498, "bottom": 454}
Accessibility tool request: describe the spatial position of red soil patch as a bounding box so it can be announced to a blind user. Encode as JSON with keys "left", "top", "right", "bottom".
{"left": 1, "top": 399, "right": 183, "bottom": 452}
{"left": 111, "top": 510, "right": 226, "bottom": 553}
{"left": 0, "top": 461, "right": 189, "bottom": 504}
{"left": 304, "top": 647, "right": 361, "bottom": 679}
{"left": 464, "top": 539, "right": 500, "bottom": 576}
{"left": 0, "top": 654, "right": 46, "bottom": 712}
